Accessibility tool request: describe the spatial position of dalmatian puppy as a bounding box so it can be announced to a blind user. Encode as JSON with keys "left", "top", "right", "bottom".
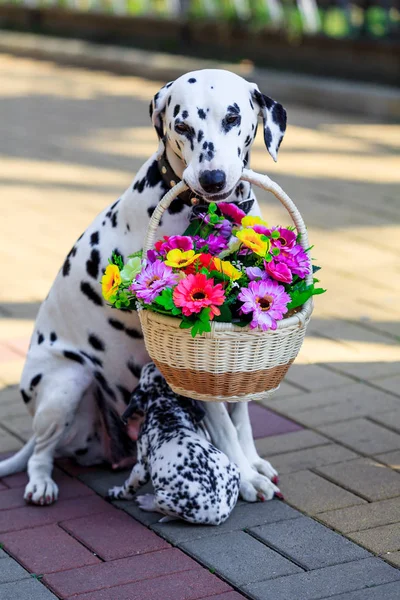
{"left": 109, "top": 364, "right": 240, "bottom": 525}
{"left": 0, "top": 68, "right": 286, "bottom": 505}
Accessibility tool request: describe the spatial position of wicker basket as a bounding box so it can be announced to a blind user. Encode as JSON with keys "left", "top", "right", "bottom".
{"left": 138, "top": 168, "right": 313, "bottom": 402}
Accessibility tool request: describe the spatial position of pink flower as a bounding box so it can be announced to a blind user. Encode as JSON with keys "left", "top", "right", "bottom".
{"left": 264, "top": 259, "right": 293, "bottom": 283}
{"left": 173, "top": 273, "right": 225, "bottom": 318}
{"left": 155, "top": 235, "right": 193, "bottom": 256}
{"left": 281, "top": 245, "right": 310, "bottom": 278}
{"left": 130, "top": 261, "right": 178, "bottom": 304}
{"left": 238, "top": 279, "right": 290, "bottom": 330}
{"left": 269, "top": 227, "right": 297, "bottom": 250}
{"left": 246, "top": 267, "right": 268, "bottom": 281}
{"left": 252, "top": 225, "right": 269, "bottom": 236}
{"left": 219, "top": 203, "right": 246, "bottom": 224}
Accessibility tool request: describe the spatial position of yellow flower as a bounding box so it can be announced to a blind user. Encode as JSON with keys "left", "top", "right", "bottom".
{"left": 236, "top": 229, "right": 270, "bottom": 257}
{"left": 164, "top": 249, "right": 200, "bottom": 268}
{"left": 241, "top": 215, "right": 268, "bottom": 228}
{"left": 101, "top": 264, "right": 121, "bottom": 302}
{"left": 213, "top": 258, "right": 242, "bottom": 281}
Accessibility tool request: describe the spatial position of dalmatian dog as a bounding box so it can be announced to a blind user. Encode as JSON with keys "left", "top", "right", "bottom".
{"left": 0, "top": 68, "right": 286, "bottom": 505}
{"left": 109, "top": 363, "right": 240, "bottom": 525}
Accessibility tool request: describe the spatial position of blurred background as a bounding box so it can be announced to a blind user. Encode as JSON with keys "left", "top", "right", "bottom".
{"left": 0, "top": 0, "right": 399, "bottom": 498}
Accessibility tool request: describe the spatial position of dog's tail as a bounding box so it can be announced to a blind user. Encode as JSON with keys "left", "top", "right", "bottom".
{"left": 0, "top": 436, "right": 35, "bottom": 477}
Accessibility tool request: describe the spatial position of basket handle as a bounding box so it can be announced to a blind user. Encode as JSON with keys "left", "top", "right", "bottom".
{"left": 143, "top": 168, "right": 313, "bottom": 286}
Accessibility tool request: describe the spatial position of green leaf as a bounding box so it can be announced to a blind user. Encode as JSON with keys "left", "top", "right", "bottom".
{"left": 209, "top": 214, "right": 220, "bottom": 224}
{"left": 209, "top": 269, "right": 230, "bottom": 282}
{"left": 214, "top": 304, "right": 232, "bottom": 322}
{"left": 183, "top": 219, "right": 203, "bottom": 237}
{"left": 271, "top": 230, "right": 280, "bottom": 239}
{"left": 199, "top": 307, "right": 211, "bottom": 323}
{"left": 208, "top": 202, "right": 217, "bottom": 214}
{"left": 179, "top": 320, "right": 193, "bottom": 329}
{"left": 153, "top": 288, "right": 175, "bottom": 311}
{"left": 271, "top": 247, "right": 280, "bottom": 256}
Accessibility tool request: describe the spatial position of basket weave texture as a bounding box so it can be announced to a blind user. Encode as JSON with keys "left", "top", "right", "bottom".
{"left": 138, "top": 169, "right": 313, "bottom": 402}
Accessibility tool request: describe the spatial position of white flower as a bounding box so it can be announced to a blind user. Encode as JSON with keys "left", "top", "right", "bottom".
{"left": 120, "top": 256, "right": 142, "bottom": 283}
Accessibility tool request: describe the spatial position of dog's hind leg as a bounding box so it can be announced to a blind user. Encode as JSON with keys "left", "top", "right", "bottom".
{"left": 24, "top": 365, "right": 92, "bottom": 505}
{"left": 228, "top": 402, "right": 279, "bottom": 484}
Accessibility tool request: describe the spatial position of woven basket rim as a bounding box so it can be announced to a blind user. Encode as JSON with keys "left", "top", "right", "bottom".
{"left": 138, "top": 297, "right": 313, "bottom": 334}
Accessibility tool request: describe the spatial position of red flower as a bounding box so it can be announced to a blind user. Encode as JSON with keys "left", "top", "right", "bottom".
{"left": 173, "top": 273, "right": 225, "bottom": 318}
{"left": 184, "top": 253, "right": 216, "bottom": 275}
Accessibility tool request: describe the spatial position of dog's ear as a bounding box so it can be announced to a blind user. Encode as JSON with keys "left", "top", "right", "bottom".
{"left": 179, "top": 397, "right": 206, "bottom": 424}
{"left": 121, "top": 385, "right": 146, "bottom": 424}
{"left": 250, "top": 85, "right": 287, "bottom": 162}
{"left": 149, "top": 81, "right": 174, "bottom": 140}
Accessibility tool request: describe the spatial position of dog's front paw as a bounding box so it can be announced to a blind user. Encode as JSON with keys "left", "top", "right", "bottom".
{"left": 108, "top": 485, "right": 135, "bottom": 501}
{"left": 252, "top": 458, "right": 279, "bottom": 484}
{"left": 24, "top": 478, "right": 59, "bottom": 505}
{"left": 239, "top": 469, "right": 281, "bottom": 503}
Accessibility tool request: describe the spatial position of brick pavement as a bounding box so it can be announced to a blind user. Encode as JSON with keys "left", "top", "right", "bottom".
{"left": 0, "top": 53, "right": 399, "bottom": 598}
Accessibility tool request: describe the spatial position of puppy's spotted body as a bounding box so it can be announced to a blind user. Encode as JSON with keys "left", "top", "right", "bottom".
{"left": 109, "top": 364, "right": 240, "bottom": 525}
{"left": 0, "top": 69, "right": 286, "bottom": 505}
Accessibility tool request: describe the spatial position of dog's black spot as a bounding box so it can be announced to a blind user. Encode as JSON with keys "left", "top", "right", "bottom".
{"left": 249, "top": 98, "right": 254, "bottom": 110}
{"left": 81, "top": 282, "right": 103, "bottom": 306}
{"left": 125, "top": 327, "right": 143, "bottom": 339}
{"left": 264, "top": 126, "right": 272, "bottom": 149}
{"left": 127, "top": 360, "right": 141, "bottom": 379}
{"left": 182, "top": 110, "right": 189, "bottom": 119}
{"left": 50, "top": 332, "right": 57, "bottom": 344}
{"left": 147, "top": 206, "right": 157, "bottom": 218}
{"left": 245, "top": 135, "right": 252, "bottom": 147}
{"left": 167, "top": 96, "right": 172, "bottom": 106}
{"left": 108, "top": 318, "right": 125, "bottom": 331}
{"left": 111, "top": 212, "right": 118, "bottom": 228}
{"left": 168, "top": 197, "right": 185, "bottom": 215}
{"left": 243, "top": 151, "right": 249, "bottom": 167}
{"left": 197, "top": 130, "right": 204, "bottom": 143}
{"left": 198, "top": 109, "right": 206, "bottom": 120}
{"left": 166, "top": 82, "right": 173, "bottom": 89}
{"left": 199, "top": 153, "right": 203, "bottom": 163}
{"left": 175, "top": 140, "right": 181, "bottom": 151}
{"left": 188, "top": 78, "right": 196, "bottom": 83}
{"left": 117, "top": 384, "right": 131, "bottom": 405}
{"left": 102, "top": 221, "right": 106, "bottom": 226}
{"left": 21, "top": 389, "right": 31, "bottom": 404}
{"left": 235, "top": 183, "right": 244, "bottom": 198}
{"left": 80, "top": 351, "right": 103, "bottom": 367}
{"left": 126, "top": 223, "right": 130, "bottom": 232}
{"left": 251, "top": 123, "right": 255, "bottom": 130}
{"left": 30, "top": 373, "right": 42, "bottom": 389}
{"left": 86, "top": 249, "right": 100, "bottom": 280}
{"left": 62, "top": 258, "right": 71, "bottom": 277}
{"left": 64, "top": 350, "right": 85, "bottom": 364}
{"left": 133, "top": 177, "right": 145, "bottom": 194}
{"left": 37, "top": 332, "right": 44, "bottom": 345}
{"left": 134, "top": 160, "right": 162, "bottom": 194}
{"left": 173, "top": 104, "right": 180, "bottom": 118}
{"left": 272, "top": 102, "right": 287, "bottom": 131}
{"left": 237, "top": 147, "right": 241, "bottom": 157}
{"left": 88, "top": 333, "right": 105, "bottom": 352}
{"left": 263, "top": 94, "right": 274, "bottom": 110}
{"left": 90, "top": 231, "right": 99, "bottom": 246}
{"left": 110, "top": 199, "right": 120, "bottom": 210}
{"left": 94, "top": 370, "right": 116, "bottom": 399}
{"left": 75, "top": 447, "right": 88, "bottom": 456}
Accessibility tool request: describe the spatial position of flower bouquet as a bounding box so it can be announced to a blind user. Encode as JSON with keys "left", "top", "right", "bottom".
{"left": 101, "top": 170, "right": 324, "bottom": 402}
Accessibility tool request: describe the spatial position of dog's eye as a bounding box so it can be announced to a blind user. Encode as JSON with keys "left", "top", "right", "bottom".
{"left": 175, "top": 122, "right": 190, "bottom": 134}
{"left": 225, "top": 114, "right": 239, "bottom": 125}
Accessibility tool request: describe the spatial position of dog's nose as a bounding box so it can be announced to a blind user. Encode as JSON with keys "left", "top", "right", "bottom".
{"left": 199, "top": 170, "right": 226, "bottom": 194}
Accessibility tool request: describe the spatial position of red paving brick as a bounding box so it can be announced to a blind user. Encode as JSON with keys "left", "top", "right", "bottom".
{"left": 248, "top": 402, "right": 302, "bottom": 439}
{"left": 1, "top": 466, "right": 67, "bottom": 489}
{"left": 0, "top": 494, "right": 113, "bottom": 533}
{"left": 60, "top": 510, "right": 170, "bottom": 560}
{"left": 0, "top": 481, "right": 7, "bottom": 491}
{"left": 44, "top": 548, "right": 201, "bottom": 597}
{"left": 67, "top": 568, "right": 232, "bottom": 600}
{"left": 0, "top": 477, "right": 93, "bottom": 511}
{"left": 1, "top": 523, "right": 101, "bottom": 574}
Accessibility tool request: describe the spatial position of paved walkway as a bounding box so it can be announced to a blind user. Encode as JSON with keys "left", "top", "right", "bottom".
{"left": 0, "top": 53, "right": 399, "bottom": 599}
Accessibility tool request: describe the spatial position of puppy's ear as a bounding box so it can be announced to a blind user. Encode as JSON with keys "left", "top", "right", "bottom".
{"left": 121, "top": 385, "right": 146, "bottom": 424}
{"left": 149, "top": 81, "right": 174, "bottom": 140}
{"left": 180, "top": 397, "right": 206, "bottom": 424}
{"left": 250, "top": 85, "right": 287, "bottom": 162}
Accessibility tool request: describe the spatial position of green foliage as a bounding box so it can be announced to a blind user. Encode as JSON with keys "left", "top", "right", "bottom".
{"left": 153, "top": 288, "right": 182, "bottom": 316}
{"left": 180, "top": 308, "right": 212, "bottom": 337}
{"left": 287, "top": 279, "right": 326, "bottom": 311}
{"left": 110, "top": 252, "right": 124, "bottom": 270}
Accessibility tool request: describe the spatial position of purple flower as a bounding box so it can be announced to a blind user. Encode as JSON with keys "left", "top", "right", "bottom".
{"left": 281, "top": 245, "right": 310, "bottom": 278}
{"left": 238, "top": 279, "right": 290, "bottom": 331}
{"left": 264, "top": 259, "right": 293, "bottom": 283}
{"left": 146, "top": 249, "right": 158, "bottom": 264}
{"left": 130, "top": 261, "right": 178, "bottom": 304}
{"left": 195, "top": 234, "right": 228, "bottom": 255}
{"left": 155, "top": 235, "right": 193, "bottom": 256}
{"left": 246, "top": 267, "right": 268, "bottom": 281}
{"left": 215, "top": 219, "right": 233, "bottom": 239}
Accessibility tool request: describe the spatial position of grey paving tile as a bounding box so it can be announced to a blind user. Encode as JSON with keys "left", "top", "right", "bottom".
{"left": 270, "top": 444, "right": 358, "bottom": 474}
{"left": 375, "top": 449, "right": 400, "bottom": 471}
{"left": 0, "top": 549, "right": 8, "bottom": 560}
{"left": 317, "top": 498, "right": 400, "bottom": 534}
{"left": 384, "top": 551, "right": 400, "bottom": 568}
{"left": 374, "top": 375, "right": 400, "bottom": 398}
{"left": 316, "top": 458, "right": 400, "bottom": 501}
{"left": 249, "top": 516, "right": 370, "bottom": 570}
{"left": 323, "top": 362, "right": 400, "bottom": 382}
{"left": 78, "top": 468, "right": 131, "bottom": 498}
{"left": 113, "top": 482, "right": 160, "bottom": 526}
{"left": 0, "top": 578, "right": 58, "bottom": 599}
{"left": 152, "top": 499, "right": 301, "bottom": 544}
{"left": 318, "top": 419, "right": 400, "bottom": 455}
{"left": 284, "top": 364, "right": 355, "bottom": 392}
{"left": 372, "top": 409, "right": 400, "bottom": 434}
{"left": 243, "top": 557, "right": 400, "bottom": 600}
{"left": 279, "top": 470, "right": 366, "bottom": 515}
{"left": 323, "top": 581, "right": 400, "bottom": 600}
{"left": 255, "top": 430, "right": 330, "bottom": 458}
{"left": 349, "top": 523, "right": 400, "bottom": 555}
{"left": 180, "top": 531, "right": 302, "bottom": 586}
{"left": 0, "top": 557, "right": 29, "bottom": 584}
